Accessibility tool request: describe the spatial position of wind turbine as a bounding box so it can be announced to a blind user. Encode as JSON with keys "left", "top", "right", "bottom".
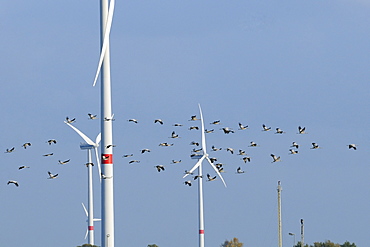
{"left": 92, "top": 0, "right": 116, "bottom": 246}
{"left": 183, "top": 104, "right": 227, "bottom": 247}
{"left": 64, "top": 121, "right": 101, "bottom": 245}
{"left": 82, "top": 202, "right": 101, "bottom": 243}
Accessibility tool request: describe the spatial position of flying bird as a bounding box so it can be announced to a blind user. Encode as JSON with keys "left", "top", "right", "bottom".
{"left": 47, "top": 171, "right": 58, "bottom": 179}
{"left": 206, "top": 174, "right": 217, "bottom": 181}
{"left": 101, "top": 173, "right": 112, "bottom": 179}
{"left": 271, "top": 154, "right": 281, "bottom": 163}
{"left": 217, "top": 167, "right": 225, "bottom": 173}
{"left": 190, "top": 141, "right": 199, "bottom": 146}
{"left": 102, "top": 155, "right": 110, "bottom": 161}
{"left": 47, "top": 139, "right": 57, "bottom": 145}
{"left": 122, "top": 154, "right": 133, "bottom": 158}
{"left": 221, "top": 127, "right": 234, "bottom": 134}
{"left": 189, "top": 115, "right": 199, "bottom": 121}
{"left": 19, "top": 166, "right": 30, "bottom": 170}
{"left": 249, "top": 141, "right": 258, "bottom": 147}
{"left": 275, "top": 128, "right": 285, "bottom": 134}
{"left": 289, "top": 149, "right": 299, "bottom": 154}
{"left": 238, "top": 150, "right": 247, "bottom": 156}
{"left": 211, "top": 146, "right": 222, "bottom": 151}
{"left": 171, "top": 160, "right": 182, "bottom": 164}
{"left": 226, "top": 148, "right": 234, "bottom": 154}
{"left": 215, "top": 163, "right": 223, "bottom": 169}
{"left": 159, "top": 142, "right": 173, "bottom": 147}
{"left": 85, "top": 162, "right": 94, "bottom": 167}
{"left": 7, "top": 180, "right": 19, "bottom": 187}
{"left": 236, "top": 167, "right": 245, "bottom": 174}
{"left": 262, "top": 124, "right": 271, "bottom": 131}
{"left": 22, "top": 143, "right": 31, "bottom": 149}
{"left": 348, "top": 144, "right": 357, "bottom": 150}
{"left": 43, "top": 153, "right": 54, "bottom": 157}
{"left": 129, "top": 160, "right": 140, "bottom": 164}
{"left": 5, "top": 147, "right": 15, "bottom": 153}
{"left": 205, "top": 129, "right": 214, "bottom": 133}
{"left": 291, "top": 142, "right": 299, "bottom": 149}
{"left": 209, "top": 157, "right": 217, "bottom": 163}
{"left": 104, "top": 115, "right": 115, "bottom": 121}
{"left": 238, "top": 123, "right": 248, "bottom": 130}
{"left": 66, "top": 117, "right": 76, "bottom": 123}
{"left": 128, "top": 119, "right": 138, "bottom": 123}
{"left": 184, "top": 180, "right": 192, "bottom": 186}
{"left": 170, "top": 131, "right": 179, "bottom": 138}
{"left": 88, "top": 113, "right": 97, "bottom": 120}
{"left": 210, "top": 120, "right": 221, "bottom": 125}
{"left": 154, "top": 119, "right": 164, "bottom": 125}
{"left": 58, "top": 159, "right": 70, "bottom": 165}
{"left": 311, "top": 143, "right": 320, "bottom": 149}
{"left": 140, "top": 149, "right": 151, "bottom": 154}
{"left": 242, "top": 156, "right": 251, "bottom": 163}
{"left": 173, "top": 123, "right": 183, "bottom": 127}
{"left": 106, "top": 144, "right": 116, "bottom": 149}
{"left": 155, "top": 165, "right": 165, "bottom": 172}
{"left": 184, "top": 170, "right": 194, "bottom": 176}
{"left": 298, "top": 126, "right": 306, "bottom": 134}
{"left": 193, "top": 175, "right": 203, "bottom": 180}
{"left": 189, "top": 126, "right": 199, "bottom": 130}
{"left": 192, "top": 148, "right": 202, "bottom": 153}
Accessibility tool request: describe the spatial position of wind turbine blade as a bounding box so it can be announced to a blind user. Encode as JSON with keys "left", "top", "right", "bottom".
{"left": 198, "top": 104, "right": 207, "bottom": 153}
{"left": 85, "top": 229, "right": 89, "bottom": 240}
{"left": 94, "top": 147, "right": 102, "bottom": 183}
{"left": 95, "top": 133, "right": 101, "bottom": 145}
{"left": 206, "top": 156, "right": 227, "bottom": 187}
{"left": 94, "top": 218, "right": 102, "bottom": 222}
{"left": 92, "top": 0, "right": 115, "bottom": 87}
{"left": 64, "top": 121, "right": 95, "bottom": 146}
{"left": 183, "top": 155, "right": 205, "bottom": 178}
{"left": 82, "top": 202, "right": 88, "bottom": 217}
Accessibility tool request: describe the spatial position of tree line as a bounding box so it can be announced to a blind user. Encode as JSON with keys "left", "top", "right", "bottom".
{"left": 76, "top": 238, "right": 357, "bottom": 247}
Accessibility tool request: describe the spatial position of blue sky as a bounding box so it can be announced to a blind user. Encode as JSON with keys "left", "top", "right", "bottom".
{"left": 1, "top": 1, "right": 370, "bottom": 246}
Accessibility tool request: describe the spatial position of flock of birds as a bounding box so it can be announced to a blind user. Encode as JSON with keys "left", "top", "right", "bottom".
{"left": 4, "top": 114, "right": 359, "bottom": 188}
{"left": 119, "top": 115, "right": 359, "bottom": 187}
{"left": 4, "top": 138, "right": 64, "bottom": 187}
{"left": 2, "top": 117, "right": 84, "bottom": 187}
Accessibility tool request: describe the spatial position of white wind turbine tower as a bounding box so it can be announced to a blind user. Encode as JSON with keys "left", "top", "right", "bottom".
{"left": 183, "top": 104, "right": 227, "bottom": 247}
{"left": 64, "top": 122, "right": 101, "bottom": 245}
{"left": 92, "top": 0, "right": 115, "bottom": 246}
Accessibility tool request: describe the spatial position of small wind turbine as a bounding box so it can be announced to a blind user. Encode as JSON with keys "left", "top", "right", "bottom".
{"left": 82, "top": 202, "right": 101, "bottom": 243}
{"left": 64, "top": 121, "right": 101, "bottom": 245}
{"left": 183, "top": 104, "right": 227, "bottom": 247}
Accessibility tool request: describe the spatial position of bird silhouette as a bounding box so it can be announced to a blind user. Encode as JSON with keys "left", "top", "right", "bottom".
{"left": 154, "top": 119, "right": 164, "bottom": 125}
{"left": 47, "top": 171, "right": 58, "bottom": 179}
{"left": 7, "top": 180, "right": 19, "bottom": 187}
{"left": 271, "top": 154, "right": 281, "bottom": 163}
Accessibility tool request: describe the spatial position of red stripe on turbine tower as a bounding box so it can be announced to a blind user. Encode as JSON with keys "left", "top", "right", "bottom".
{"left": 89, "top": 226, "right": 94, "bottom": 231}
{"left": 102, "top": 154, "right": 113, "bottom": 164}
{"left": 199, "top": 230, "right": 204, "bottom": 234}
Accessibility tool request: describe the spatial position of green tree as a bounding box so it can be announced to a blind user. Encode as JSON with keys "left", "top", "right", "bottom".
{"left": 220, "top": 237, "right": 243, "bottom": 247}
{"left": 341, "top": 241, "right": 356, "bottom": 247}
{"left": 312, "top": 240, "right": 340, "bottom": 247}
{"left": 294, "top": 242, "right": 309, "bottom": 247}
{"left": 293, "top": 241, "right": 357, "bottom": 247}
{"left": 147, "top": 244, "right": 159, "bottom": 247}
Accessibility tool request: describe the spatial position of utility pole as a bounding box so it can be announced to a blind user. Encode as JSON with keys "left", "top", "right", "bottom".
{"left": 277, "top": 181, "right": 282, "bottom": 247}
{"left": 300, "top": 219, "right": 304, "bottom": 247}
